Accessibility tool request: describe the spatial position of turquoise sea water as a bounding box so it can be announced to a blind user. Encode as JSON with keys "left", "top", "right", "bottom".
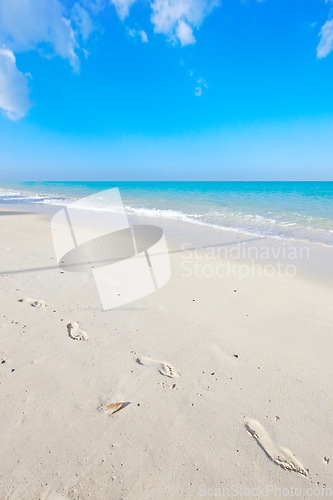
{"left": 1, "top": 181, "right": 333, "bottom": 246}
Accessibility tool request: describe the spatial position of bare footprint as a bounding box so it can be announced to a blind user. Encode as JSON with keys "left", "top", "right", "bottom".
{"left": 137, "top": 356, "right": 180, "bottom": 378}
{"left": 19, "top": 298, "right": 46, "bottom": 308}
{"left": 67, "top": 322, "right": 88, "bottom": 342}
{"left": 245, "top": 418, "right": 308, "bottom": 476}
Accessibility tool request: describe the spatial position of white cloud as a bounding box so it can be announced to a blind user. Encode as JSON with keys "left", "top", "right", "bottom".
{"left": 128, "top": 28, "right": 149, "bottom": 43}
{"left": 0, "top": 0, "right": 218, "bottom": 120}
{"left": 140, "top": 30, "right": 149, "bottom": 43}
{"left": 0, "top": 48, "right": 32, "bottom": 120}
{"left": 194, "top": 76, "right": 207, "bottom": 96}
{"left": 0, "top": 0, "right": 78, "bottom": 68}
{"left": 317, "top": 19, "right": 333, "bottom": 58}
{"left": 109, "top": 0, "right": 219, "bottom": 45}
{"left": 0, "top": 0, "right": 94, "bottom": 119}
{"left": 72, "top": 3, "right": 94, "bottom": 41}
{"left": 110, "top": 0, "right": 137, "bottom": 20}
{"left": 150, "top": 0, "right": 219, "bottom": 45}
{"left": 82, "top": 0, "right": 106, "bottom": 14}
{"left": 176, "top": 19, "right": 195, "bottom": 46}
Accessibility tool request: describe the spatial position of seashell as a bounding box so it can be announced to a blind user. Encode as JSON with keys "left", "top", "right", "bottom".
{"left": 105, "top": 402, "right": 130, "bottom": 414}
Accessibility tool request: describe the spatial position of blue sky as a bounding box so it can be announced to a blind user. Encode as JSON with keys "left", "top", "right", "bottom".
{"left": 0, "top": 0, "right": 333, "bottom": 180}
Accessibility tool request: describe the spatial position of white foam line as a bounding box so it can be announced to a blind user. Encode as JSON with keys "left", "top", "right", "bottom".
{"left": 1, "top": 188, "right": 333, "bottom": 248}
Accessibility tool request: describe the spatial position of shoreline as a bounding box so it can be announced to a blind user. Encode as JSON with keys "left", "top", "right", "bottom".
{"left": 2, "top": 200, "right": 333, "bottom": 286}
{"left": 1, "top": 180, "right": 333, "bottom": 248}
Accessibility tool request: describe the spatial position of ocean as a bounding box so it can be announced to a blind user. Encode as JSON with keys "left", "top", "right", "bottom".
{"left": 1, "top": 181, "right": 333, "bottom": 247}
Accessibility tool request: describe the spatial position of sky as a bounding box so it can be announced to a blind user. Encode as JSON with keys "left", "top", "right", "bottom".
{"left": 0, "top": 0, "right": 333, "bottom": 181}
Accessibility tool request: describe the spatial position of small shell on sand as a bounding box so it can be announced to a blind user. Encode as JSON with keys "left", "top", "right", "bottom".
{"left": 105, "top": 402, "right": 130, "bottom": 414}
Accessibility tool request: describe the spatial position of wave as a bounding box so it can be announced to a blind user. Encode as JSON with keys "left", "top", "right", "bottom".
{"left": 0, "top": 187, "right": 71, "bottom": 205}
{"left": 1, "top": 186, "right": 333, "bottom": 247}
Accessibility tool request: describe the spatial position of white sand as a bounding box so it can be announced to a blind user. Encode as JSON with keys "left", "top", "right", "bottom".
{"left": 0, "top": 206, "right": 332, "bottom": 499}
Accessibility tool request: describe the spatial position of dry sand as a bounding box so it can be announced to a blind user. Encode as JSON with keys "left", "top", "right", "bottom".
{"left": 0, "top": 205, "right": 332, "bottom": 499}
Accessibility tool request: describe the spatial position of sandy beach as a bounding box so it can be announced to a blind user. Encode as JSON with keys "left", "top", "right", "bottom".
{"left": 2, "top": 0, "right": 333, "bottom": 495}
{"left": 0, "top": 204, "right": 332, "bottom": 499}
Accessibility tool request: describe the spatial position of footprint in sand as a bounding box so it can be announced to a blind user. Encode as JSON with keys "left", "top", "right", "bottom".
{"left": 67, "top": 322, "right": 88, "bottom": 342}
{"left": 19, "top": 298, "right": 46, "bottom": 308}
{"left": 245, "top": 418, "right": 308, "bottom": 476}
{"left": 137, "top": 356, "right": 180, "bottom": 378}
